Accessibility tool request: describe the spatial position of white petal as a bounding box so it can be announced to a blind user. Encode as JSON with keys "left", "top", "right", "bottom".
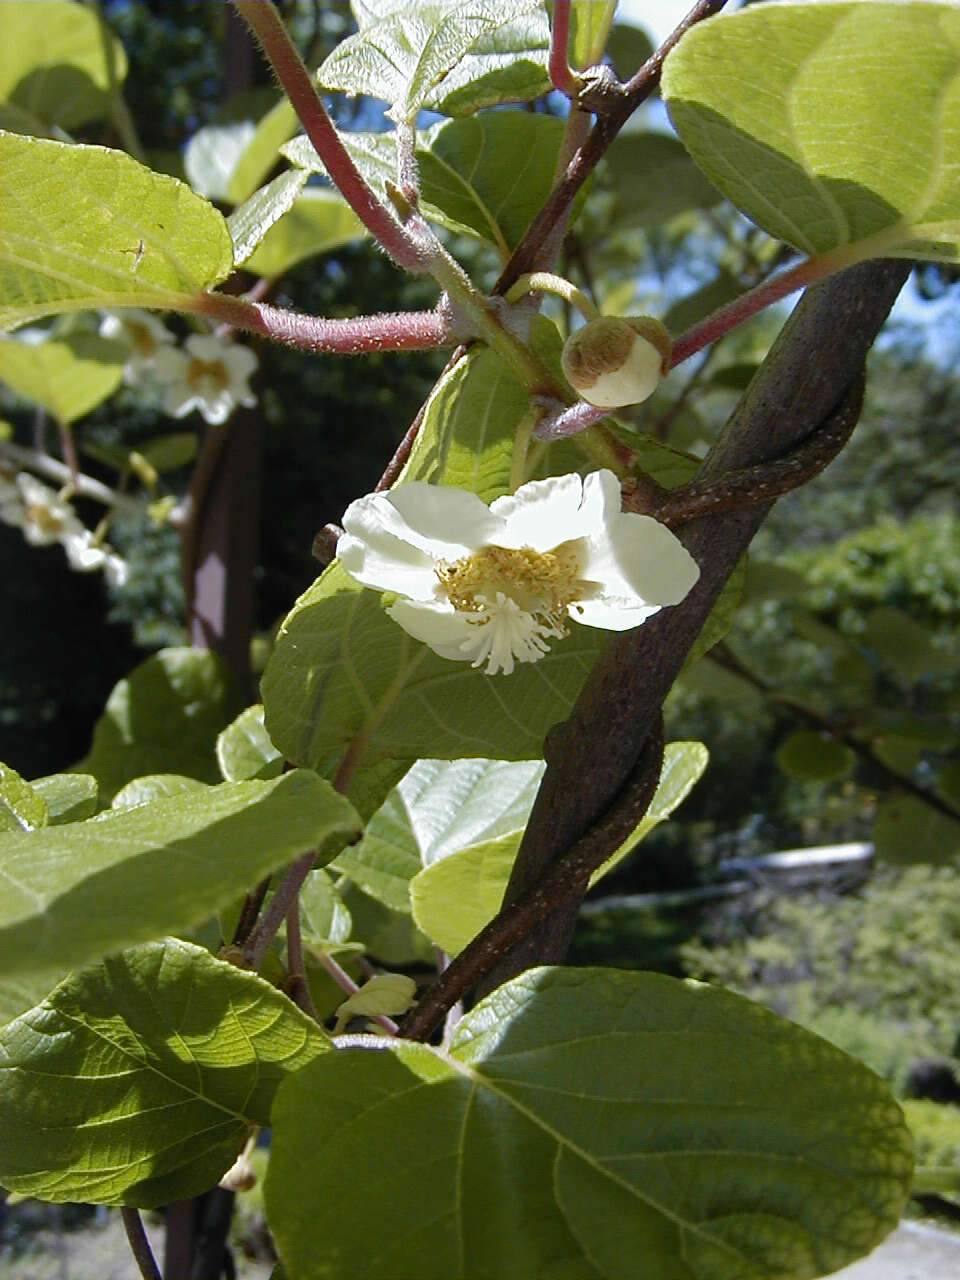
{"left": 337, "top": 524, "right": 440, "bottom": 599}
{"left": 577, "top": 469, "right": 624, "bottom": 528}
{"left": 571, "top": 597, "right": 662, "bottom": 631}
{"left": 162, "top": 384, "right": 198, "bottom": 419}
{"left": 386, "top": 598, "right": 477, "bottom": 660}
{"left": 222, "top": 344, "right": 258, "bottom": 379}
{"left": 347, "top": 484, "right": 502, "bottom": 561}
{"left": 183, "top": 333, "right": 227, "bottom": 361}
{"left": 581, "top": 512, "right": 700, "bottom": 607}
{"left": 490, "top": 473, "right": 586, "bottom": 549}
{"left": 153, "top": 347, "right": 189, "bottom": 380}
{"left": 195, "top": 392, "right": 232, "bottom": 426}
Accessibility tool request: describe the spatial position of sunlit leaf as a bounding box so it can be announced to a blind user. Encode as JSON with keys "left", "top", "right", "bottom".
{"left": 216, "top": 704, "right": 284, "bottom": 783}
{"left": 0, "top": 1, "right": 127, "bottom": 131}
{"left": 244, "top": 187, "right": 366, "bottom": 277}
{"left": 228, "top": 169, "right": 309, "bottom": 267}
{"left": 0, "top": 769, "right": 359, "bottom": 978}
{"left": 0, "top": 762, "right": 47, "bottom": 833}
{"left": 0, "top": 938, "right": 328, "bottom": 1205}
{"left": 0, "top": 132, "right": 233, "bottom": 331}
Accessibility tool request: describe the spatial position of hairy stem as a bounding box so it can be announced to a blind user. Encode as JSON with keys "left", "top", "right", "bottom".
{"left": 188, "top": 293, "right": 455, "bottom": 355}
{"left": 233, "top": 0, "right": 425, "bottom": 270}
{"left": 547, "top": 0, "right": 576, "bottom": 95}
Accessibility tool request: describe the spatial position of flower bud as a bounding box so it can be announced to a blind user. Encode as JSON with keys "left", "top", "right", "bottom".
{"left": 561, "top": 315, "right": 671, "bottom": 409}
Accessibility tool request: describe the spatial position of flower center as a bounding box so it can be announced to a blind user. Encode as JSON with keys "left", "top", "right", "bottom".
{"left": 187, "top": 357, "right": 230, "bottom": 393}
{"left": 129, "top": 322, "right": 158, "bottom": 357}
{"left": 25, "top": 503, "right": 66, "bottom": 535}
{"left": 436, "top": 542, "right": 583, "bottom": 632}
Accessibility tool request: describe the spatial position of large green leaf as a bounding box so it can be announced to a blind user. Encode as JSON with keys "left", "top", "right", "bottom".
{"left": 76, "top": 647, "right": 245, "bottom": 802}
{"left": 0, "top": 331, "right": 124, "bottom": 422}
{"left": 604, "top": 131, "right": 723, "bottom": 230}
{"left": 261, "top": 560, "right": 605, "bottom": 797}
{"left": 0, "top": 769, "right": 359, "bottom": 978}
{"left": 0, "top": 938, "right": 328, "bottom": 1206}
{"left": 0, "top": 131, "right": 234, "bottom": 331}
{"left": 662, "top": 2, "right": 960, "bottom": 262}
{"left": 266, "top": 967, "right": 912, "bottom": 1280}
{"left": 418, "top": 114, "right": 570, "bottom": 258}
{"left": 243, "top": 187, "right": 366, "bottom": 277}
{"left": 319, "top": 1, "right": 549, "bottom": 121}
{"left": 335, "top": 758, "right": 544, "bottom": 913}
{"left": 411, "top": 741, "right": 708, "bottom": 954}
{"left": 0, "top": 1, "right": 127, "bottom": 132}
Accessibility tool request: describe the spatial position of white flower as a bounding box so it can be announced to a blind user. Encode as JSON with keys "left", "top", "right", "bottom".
{"left": 337, "top": 470, "right": 699, "bottom": 676}
{"left": 62, "top": 528, "right": 130, "bottom": 587}
{"left": 153, "top": 333, "right": 257, "bottom": 425}
{"left": 100, "top": 310, "right": 175, "bottom": 384}
{"left": 10, "top": 473, "right": 85, "bottom": 546}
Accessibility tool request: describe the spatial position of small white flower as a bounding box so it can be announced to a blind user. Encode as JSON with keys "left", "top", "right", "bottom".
{"left": 153, "top": 333, "right": 257, "bottom": 425}
{"left": 11, "top": 473, "right": 85, "bottom": 546}
{"left": 337, "top": 470, "right": 699, "bottom": 676}
{"left": 100, "top": 310, "right": 175, "bottom": 384}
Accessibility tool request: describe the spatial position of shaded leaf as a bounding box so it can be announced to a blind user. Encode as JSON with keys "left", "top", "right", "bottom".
{"left": 332, "top": 972, "right": 416, "bottom": 1032}
{"left": 299, "top": 870, "right": 353, "bottom": 951}
{"left": 228, "top": 98, "right": 299, "bottom": 205}
{"left": 76, "top": 647, "right": 245, "bottom": 803}
{"left": 0, "top": 769, "right": 359, "bottom": 978}
{"left": 605, "top": 21, "right": 655, "bottom": 81}
{"left": 0, "top": 938, "right": 328, "bottom": 1206}
{"left": 662, "top": 1, "right": 960, "bottom": 262}
{"left": 874, "top": 791, "right": 960, "bottom": 866}
{"left": 267, "top": 967, "right": 912, "bottom": 1280}
{"left": 776, "top": 730, "right": 856, "bottom": 783}
{"left": 0, "top": 1, "right": 127, "bottom": 131}
{"left": 604, "top": 131, "right": 722, "bottom": 231}
{"left": 0, "top": 131, "right": 233, "bottom": 331}
{"left": 564, "top": 1, "right": 617, "bottom": 69}
{"left": 864, "top": 605, "right": 958, "bottom": 682}
{"left": 184, "top": 121, "right": 255, "bottom": 201}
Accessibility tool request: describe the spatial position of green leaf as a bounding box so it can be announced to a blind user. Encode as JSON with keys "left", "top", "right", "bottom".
{"left": 0, "top": 769, "right": 359, "bottom": 978}
{"left": 227, "top": 98, "right": 299, "bottom": 205}
{"left": 775, "top": 730, "right": 856, "bottom": 783}
{"left": 605, "top": 21, "right": 655, "bottom": 81}
{"left": 398, "top": 343, "right": 529, "bottom": 500}
{"left": 873, "top": 791, "right": 960, "bottom": 866}
{"left": 319, "top": 1, "right": 549, "bottom": 122}
{"left": 662, "top": 1, "right": 960, "bottom": 262}
{"left": 0, "top": 330, "right": 123, "bottom": 422}
{"left": 684, "top": 553, "right": 746, "bottom": 669}
{"left": 135, "top": 431, "right": 198, "bottom": 473}
{"left": 0, "top": 938, "right": 328, "bottom": 1206}
{"left": 228, "top": 168, "right": 309, "bottom": 268}
{"left": 335, "top": 758, "right": 544, "bottom": 913}
{"left": 331, "top": 972, "right": 416, "bottom": 1032}
{"left": 299, "top": 870, "right": 353, "bottom": 951}
{"left": 411, "top": 742, "right": 708, "bottom": 954}
{"left": 864, "top": 605, "right": 958, "bottom": 682}
{"left": 0, "top": 131, "right": 234, "bottom": 331}
{"left": 266, "top": 966, "right": 912, "bottom": 1280}
{"left": 261, "top": 561, "right": 605, "bottom": 802}
{"left": 111, "top": 774, "right": 210, "bottom": 809}
{"left": 604, "top": 131, "right": 723, "bottom": 231}
{"left": 217, "top": 705, "right": 284, "bottom": 783}
{"left": 663, "top": 271, "right": 743, "bottom": 338}
{"left": 184, "top": 122, "right": 256, "bottom": 201}
{"left": 0, "top": 1, "right": 127, "bottom": 131}
{"left": 243, "top": 187, "right": 366, "bottom": 277}
{"left": 76, "top": 647, "right": 245, "bottom": 803}
{"left": 0, "top": 971, "right": 60, "bottom": 1027}
{"left": 0, "top": 762, "right": 48, "bottom": 833}
{"left": 564, "top": 1, "right": 617, "bottom": 69}
{"left": 29, "top": 772, "right": 98, "bottom": 824}
{"left": 418, "top": 114, "right": 572, "bottom": 258}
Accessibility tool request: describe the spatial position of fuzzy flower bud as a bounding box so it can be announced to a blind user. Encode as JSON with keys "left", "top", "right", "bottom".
{"left": 561, "top": 315, "right": 671, "bottom": 409}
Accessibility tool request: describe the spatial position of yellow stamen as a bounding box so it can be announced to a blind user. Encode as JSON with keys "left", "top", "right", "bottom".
{"left": 436, "top": 542, "right": 583, "bottom": 632}
{"left": 187, "top": 358, "right": 230, "bottom": 392}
